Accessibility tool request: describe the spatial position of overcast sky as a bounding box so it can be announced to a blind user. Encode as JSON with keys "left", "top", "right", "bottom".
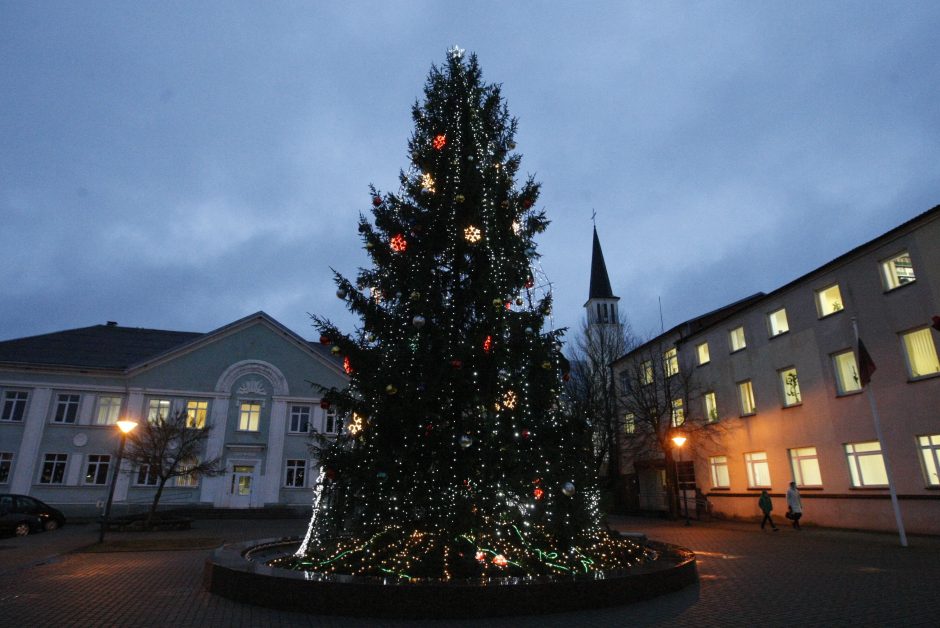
{"left": 3, "top": 2, "right": 939, "bottom": 347}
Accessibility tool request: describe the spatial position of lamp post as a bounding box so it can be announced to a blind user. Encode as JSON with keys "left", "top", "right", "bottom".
{"left": 671, "top": 434, "right": 690, "bottom": 526}
{"left": 99, "top": 419, "right": 138, "bottom": 543}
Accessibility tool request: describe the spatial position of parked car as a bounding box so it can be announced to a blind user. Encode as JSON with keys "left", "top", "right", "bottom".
{"left": 0, "top": 494, "right": 67, "bottom": 531}
{"left": 0, "top": 509, "right": 41, "bottom": 537}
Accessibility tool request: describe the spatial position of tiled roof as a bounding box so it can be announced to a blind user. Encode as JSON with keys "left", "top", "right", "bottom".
{"left": 0, "top": 325, "right": 203, "bottom": 370}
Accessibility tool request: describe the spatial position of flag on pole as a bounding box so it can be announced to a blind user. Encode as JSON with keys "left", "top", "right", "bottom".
{"left": 858, "top": 338, "right": 877, "bottom": 387}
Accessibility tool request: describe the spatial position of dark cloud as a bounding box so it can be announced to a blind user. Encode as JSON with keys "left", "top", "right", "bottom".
{"left": 2, "top": 3, "right": 939, "bottom": 342}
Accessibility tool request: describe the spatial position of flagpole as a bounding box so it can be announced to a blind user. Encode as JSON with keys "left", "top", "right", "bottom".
{"left": 852, "top": 317, "right": 908, "bottom": 547}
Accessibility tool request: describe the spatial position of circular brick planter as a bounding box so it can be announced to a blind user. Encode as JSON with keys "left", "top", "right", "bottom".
{"left": 203, "top": 537, "right": 697, "bottom": 619}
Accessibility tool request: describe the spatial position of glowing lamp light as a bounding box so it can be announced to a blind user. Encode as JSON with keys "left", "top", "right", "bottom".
{"left": 464, "top": 225, "right": 482, "bottom": 243}
{"left": 672, "top": 435, "right": 687, "bottom": 448}
{"left": 432, "top": 134, "right": 447, "bottom": 150}
{"left": 420, "top": 172, "right": 436, "bottom": 193}
{"left": 390, "top": 233, "right": 408, "bottom": 252}
{"left": 116, "top": 419, "right": 138, "bottom": 434}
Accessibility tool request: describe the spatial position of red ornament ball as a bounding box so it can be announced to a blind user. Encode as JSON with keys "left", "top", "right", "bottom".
{"left": 319, "top": 335, "right": 330, "bottom": 345}
{"left": 522, "top": 429, "right": 531, "bottom": 439}
{"left": 372, "top": 196, "right": 382, "bottom": 207}
{"left": 450, "top": 359, "right": 463, "bottom": 370}
{"left": 319, "top": 399, "right": 331, "bottom": 410}
{"left": 562, "top": 372, "right": 571, "bottom": 382}
{"left": 522, "top": 198, "right": 533, "bottom": 209}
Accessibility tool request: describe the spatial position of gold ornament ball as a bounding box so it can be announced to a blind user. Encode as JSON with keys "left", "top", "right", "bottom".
{"left": 385, "top": 384, "right": 398, "bottom": 395}
{"left": 331, "top": 346, "right": 341, "bottom": 355}
{"left": 456, "top": 194, "right": 465, "bottom": 203}
{"left": 541, "top": 361, "right": 552, "bottom": 370}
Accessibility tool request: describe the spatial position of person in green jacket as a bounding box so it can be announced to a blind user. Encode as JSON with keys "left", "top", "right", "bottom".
{"left": 759, "top": 490, "right": 778, "bottom": 531}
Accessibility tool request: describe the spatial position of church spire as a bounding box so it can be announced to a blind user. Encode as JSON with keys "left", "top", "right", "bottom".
{"left": 584, "top": 225, "right": 620, "bottom": 324}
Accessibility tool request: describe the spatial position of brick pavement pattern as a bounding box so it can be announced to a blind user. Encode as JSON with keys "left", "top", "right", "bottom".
{"left": 0, "top": 516, "right": 938, "bottom": 627}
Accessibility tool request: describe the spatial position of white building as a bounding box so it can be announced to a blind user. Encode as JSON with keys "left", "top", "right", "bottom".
{"left": 0, "top": 312, "right": 346, "bottom": 516}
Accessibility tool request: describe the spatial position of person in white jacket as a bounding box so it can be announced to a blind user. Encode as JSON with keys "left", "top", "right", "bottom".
{"left": 786, "top": 481, "right": 803, "bottom": 530}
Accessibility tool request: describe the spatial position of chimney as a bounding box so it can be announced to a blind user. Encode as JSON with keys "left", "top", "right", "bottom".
{"left": 106, "top": 321, "right": 118, "bottom": 327}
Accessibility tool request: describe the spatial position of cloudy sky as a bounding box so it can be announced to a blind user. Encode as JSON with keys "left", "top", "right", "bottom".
{"left": 3, "top": 2, "right": 939, "bottom": 346}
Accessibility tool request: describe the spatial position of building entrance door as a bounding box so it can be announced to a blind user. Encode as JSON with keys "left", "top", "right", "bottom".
{"left": 230, "top": 465, "right": 254, "bottom": 508}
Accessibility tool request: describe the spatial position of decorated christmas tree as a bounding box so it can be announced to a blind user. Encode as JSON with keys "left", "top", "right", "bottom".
{"left": 287, "top": 48, "right": 649, "bottom": 580}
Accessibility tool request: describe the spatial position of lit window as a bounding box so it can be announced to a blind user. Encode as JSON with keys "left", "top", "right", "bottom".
{"left": 831, "top": 350, "right": 862, "bottom": 394}
{"left": 176, "top": 458, "right": 199, "bottom": 487}
{"left": 789, "top": 446, "right": 823, "bottom": 487}
{"left": 0, "top": 452, "right": 13, "bottom": 483}
{"left": 671, "top": 398, "right": 685, "bottom": 427}
{"left": 289, "top": 406, "right": 312, "bottom": 433}
{"left": 779, "top": 367, "right": 802, "bottom": 407}
{"left": 881, "top": 251, "right": 915, "bottom": 290}
{"left": 239, "top": 402, "right": 262, "bottom": 431}
{"left": 745, "top": 452, "right": 771, "bottom": 488}
{"left": 135, "top": 464, "right": 159, "bottom": 486}
{"left": 185, "top": 400, "right": 208, "bottom": 429}
{"left": 95, "top": 396, "right": 122, "bottom": 425}
{"left": 918, "top": 434, "right": 940, "bottom": 487}
{"left": 285, "top": 459, "right": 307, "bottom": 488}
{"left": 663, "top": 347, "right": 679, "bottom": 377}
{"left": 709, "top": 455, "right": 730, "bottom": 488}
{"left": 623, "top": 413, "right": 635, "bottom": 435}
{"left": 147, "top": 399, "right": 172, "bottom": 423}
{"left": 815, "top": 284, "right": 844, "bottom": 318}
{"left": 53, "top": 394, "right": 80, "bottom": 424}
{"left": 845, "top": 441, "right": 888, "bottom": 487}
{"left": 738, "top": 380, "right": 756, "bottom": 415}
{"left": 324, "top": 407, "right": 342, "bottom": 434}
{"left": 1, "top": 391, "right": 28, "bottom": 422}
{"left": 39, "top": 453, "right": 68, "bottom": 484}
{"left": 640, "top": 360, "right": 654, "bottom": 385}
{"left": 84, "top": 454, "right": 111, "bottom": 485}
{"left": 900, "top": 328, "right": 940, "bottom": 379}
{"left": 696, "top": 342, "right": 710, "bottom": 365}
{"left": 768, "top": 308, "right": 789, "bottom": 337}
{"left": 729, "top": 326, "right": 746, "bottom": 352}
{"left": 704, "top": 392, "right": 718, "bottom": 422}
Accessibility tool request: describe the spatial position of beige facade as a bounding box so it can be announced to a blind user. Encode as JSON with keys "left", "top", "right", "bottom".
{"left": 613, "top": 205, "right": 940, "bottom": 534}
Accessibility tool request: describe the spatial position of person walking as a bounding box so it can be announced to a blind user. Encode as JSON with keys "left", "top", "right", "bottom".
{"left": 786, "top": 481, "right": 803, "bottom": 530}
{"left": 758, "top": 489, "right": 778, "bottom": 531}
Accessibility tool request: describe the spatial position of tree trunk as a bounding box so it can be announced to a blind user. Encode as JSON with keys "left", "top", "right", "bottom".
{"left": 147, "top": 479, "right": 168, "bottom": 530}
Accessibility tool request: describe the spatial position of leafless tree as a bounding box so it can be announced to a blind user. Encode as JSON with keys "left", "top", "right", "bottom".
{"left": 614, "top": 337, "right": 723, "bottom": 518}
{"left": 123, "top": 409, "right": 222, "bottom": 528}
{"left": 565, "top": 313, "right": 637, "bottom": 489}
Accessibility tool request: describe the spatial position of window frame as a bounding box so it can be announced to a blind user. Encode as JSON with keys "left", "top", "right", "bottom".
{"left": 778, "top": 366, "right": 802, "bottom": 407}
{"left": 185, "top": 400, "right": 209, "bottom": 429}
{"left": 789, "top": 446, "right": 823, "bottom": 488}
{"left": 670, "top": 398, "right": 685, "bottom": 427}
{"left": 135, "top": 464, "right": 160, "bottom": 486}
{"left": 284, "top": 459, "right": 307, "bottom": 488}
{"left": 238, "top": 401, "right": 262, "bottom": 432}
{"left": 323, "top": 407, "right": 342, "bottom": 434}
{"left": 729, "top": 326, "right": 747, "bottom": 353}
{"left": 815, "top": 283, "right": 845, "bottom": 318}
{"left": 844, "top": 441, "right": 889, "bottom": 488}
{"left": 1, "top": 390, "right": 29, "bottom": 422}
{"left": 95, "top": 395, "right": 123, "bottom": 426}
{"left": 84, "top": 454, "right": 111, "bottom": 485}
{"left": 744, "top": 451, "right": 772, "bottom": 488}
{"left": 623, "top": 412, "right": 636, "bottom": 435}
{"left": 917, "top": 434, "right": 940, "bottom": 487}
{"left": 53, "top": 393, "right": 81, "bottom": 424}
{"left": 880, "top": 250, "right": 916, "bottom": 291}
{"left": 737, "top": 380, "right": 756, "bottom": 416}
{"left": 289, "top": 405, "right": 312, "bottom": 434}
{"left": 703, "top": 391, "right": 719, "bottom": 423}
{"left": 709, "top": 455, "right": 730, "bottom": 489}
{"left": 696, "top": 342, "right": 710, "bottom": 366}
{"left": 39, "top": 453, "right": 68, "bottom": 485}
{"left": 767, "top": 308, "right": 790, "bottom": 337}
{"left": 832, "top": 349, "right": 863, "bottom": 395}
{"left": 175, "top": 458, "right": 200, "bottom": 487}
{"left": 147, "top": 398, "right": 172, "bottom": 423}
{"left": 899, "top": 327, "right": 940, "bottom": 380}
{"left": 640, "top": 360, "right": 654, "bottom": 385}
{"left": 0, "top": 452, "right": 13, "bottom": 484}
{"left": 663, "top": 347, "right": 679, "bottom": 377}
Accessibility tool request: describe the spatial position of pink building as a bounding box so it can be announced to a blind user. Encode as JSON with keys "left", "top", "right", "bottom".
{"left": 611, "top": 205, "right": 940, "bottom": 534}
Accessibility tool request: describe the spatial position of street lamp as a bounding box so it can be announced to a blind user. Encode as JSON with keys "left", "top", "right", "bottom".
{"left": 671, "top": 434, "right": 691, "bottom": 526}
{"left": 99, "top": 419, "right": 138, "bottom": 543}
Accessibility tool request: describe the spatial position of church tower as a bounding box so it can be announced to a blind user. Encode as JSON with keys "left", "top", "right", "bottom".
{"left": 584, "top": 225, "right": 620, "bottom": 325}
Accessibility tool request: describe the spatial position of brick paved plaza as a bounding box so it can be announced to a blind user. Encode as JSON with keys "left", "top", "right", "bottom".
{"left": 1, "top": 515, "right": 937, "bottom": 627}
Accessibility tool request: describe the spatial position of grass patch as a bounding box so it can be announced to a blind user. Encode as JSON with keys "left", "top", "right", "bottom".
{"left": 79, "top": 537, "right": 223, "bottom": 553}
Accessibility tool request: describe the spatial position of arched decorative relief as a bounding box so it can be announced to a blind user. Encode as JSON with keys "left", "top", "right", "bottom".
{"left": 215, "top": 360, "right": 289, "bottom": 396}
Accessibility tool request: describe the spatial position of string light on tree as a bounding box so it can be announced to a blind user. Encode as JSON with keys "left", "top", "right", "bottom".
{"left": 464, "top": 225, "right": 482, "bottom": 243}
{"left": 390, "top": 233, "right": 408, "bottom": 252}
{"left": 432, "top": 134, "right": 447, "bottom": 150}
{"left": 420, "top": 172, "right": 436, "bottom": 193}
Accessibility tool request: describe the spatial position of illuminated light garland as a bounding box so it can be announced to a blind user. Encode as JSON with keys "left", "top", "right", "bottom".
{"left": 432, "top": 134, "right": 447, "bottom": 150}
{"left": 294, "top": 467, "right": 327, "bottom": 557}
{"left": 347, "top": 413, "right": 365, "bottom": 436}
{"left": 343, "top": 356, "right": 353, "bottom": 374}
{"left": 420, "top": 172, "right": 436, "bottom": 192}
